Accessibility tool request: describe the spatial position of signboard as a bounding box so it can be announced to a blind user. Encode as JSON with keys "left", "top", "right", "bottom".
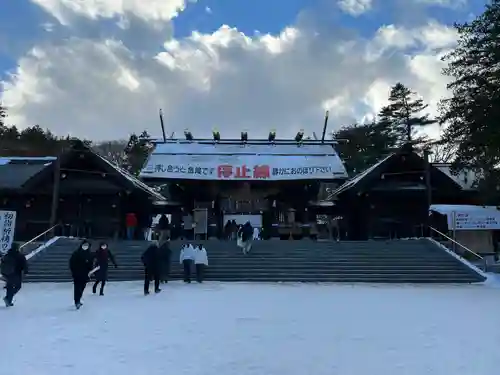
{"left": 140, "top": 154, "right": 347, "bottom": 180}
{"left": 0, "top": 211, "right": 16, "bottom": 254}
{"left": 452, "top": 211, "right": 500, "bottom": 230}
{"left": 194, "top": 208, "right": 208, "bottom": 235}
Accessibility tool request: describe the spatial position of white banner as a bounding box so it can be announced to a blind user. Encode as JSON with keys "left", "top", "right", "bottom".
{"left": 0, "top": 211, "right": 17, "bottom": 254}
{"left": 140, "top": 154, "right": 347, "bottom": 180}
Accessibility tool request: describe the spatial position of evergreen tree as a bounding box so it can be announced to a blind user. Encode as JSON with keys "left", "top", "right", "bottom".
{"left": 333, "top": 121, "right": 396, "bottom": 175}
{"left": 0, "top": 104, "right": 5, "bottom": 128}
{"left": 379, "top": 83, "right": 436, "bottom": 145}
{"left": 124, "top": 130, "right": 152, "bottom": 175}
{"left": 93, "top": 140, "right": 128, "bottom": 166}
{"left": 427, "top": 142, "right": 457, "bottom": 163}
{"left": 440, "top": 0, "right": 500, "bottom": 174}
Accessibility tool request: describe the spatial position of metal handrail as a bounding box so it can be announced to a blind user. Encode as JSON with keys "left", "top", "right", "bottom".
{"left": 19, "top": 224, "right": 59, "bottom": 251}
{"left": 429, "top": 226, "right": 487, "bottom": 271}
{"left": 1, "top": 224, "right": 60, "bottom": 278}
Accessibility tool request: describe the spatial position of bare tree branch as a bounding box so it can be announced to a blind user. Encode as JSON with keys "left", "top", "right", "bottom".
{"left": 92, "top": 140, "right": 128, "bottom": 166}
{"left": 427, "top": 142, "right": 457, "bottom": 163}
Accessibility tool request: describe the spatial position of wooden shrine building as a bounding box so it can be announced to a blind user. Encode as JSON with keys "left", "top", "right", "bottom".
{"left": 330, "top": 144, "right": 478, "bottom": 240}
{"left": 139, "top": 136, "right": 348, "bottom": 239}
{"left": 0, "top": 140, "right": 166, "bottom": 241}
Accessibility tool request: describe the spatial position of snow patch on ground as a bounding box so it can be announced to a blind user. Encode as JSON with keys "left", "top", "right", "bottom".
{"left": 2, "top": 282, "right": 500, "bottom": 375}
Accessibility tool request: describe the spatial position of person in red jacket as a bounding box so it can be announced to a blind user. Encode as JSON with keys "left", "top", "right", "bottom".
{"left": 125, "top": 212, "right": 138, "bottom": 240}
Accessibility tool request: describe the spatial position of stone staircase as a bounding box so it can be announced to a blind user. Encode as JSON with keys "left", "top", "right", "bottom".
{"left": 23, "top": 237, "right": 486, "bottom": 283}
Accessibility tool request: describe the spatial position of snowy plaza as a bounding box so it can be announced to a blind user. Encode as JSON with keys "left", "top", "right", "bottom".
{"left": 2, "top": 281, "right": 500, "bottom": 375}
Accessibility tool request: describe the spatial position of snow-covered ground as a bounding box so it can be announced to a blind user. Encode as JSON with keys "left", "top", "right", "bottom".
{"left": 2, "top": 281, "right": 500, "bottom": 375}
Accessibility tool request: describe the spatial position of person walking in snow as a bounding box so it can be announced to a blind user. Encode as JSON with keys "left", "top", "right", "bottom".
{"left": 69, "top": 240, "right": 94, "bottom": 309}
{"left": 141, "top": 240, "right": 162, "bottom": 295}
{"left": 1, "top": 243, "right": 28, "bottom": 307}
{"left": 159, "top": 238, "right": 172, "bottom": 283}
{"left": 125, "top": 212, "right": 138, "bottom": 240}
{"left": 157, "top": 214, "right": 170, "bottom": 243}
{"left": 92, "top": 242, "right": 118, "bottom": 296}
{"left": 179, "top": 243, "right": 195, "bottom": 283}
{"left": 240, "top": 221, "right": 254, "bottom": 255}
{"left": 194, "top": 244, "right": 208, "bottom": 283}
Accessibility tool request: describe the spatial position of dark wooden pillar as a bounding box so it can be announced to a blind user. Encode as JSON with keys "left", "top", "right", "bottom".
{"left": 49, "top": 155, "right": 61, "bottom": 235}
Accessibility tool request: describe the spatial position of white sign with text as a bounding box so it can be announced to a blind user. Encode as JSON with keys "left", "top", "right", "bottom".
{"left": 0, "top": 211, "right": 17, "bottom": 254}
{"left": 452, "top": 211, "right": 500, "bottom": 230}
{"left": 140, "top": 154, "right": 347, "bottom": 180}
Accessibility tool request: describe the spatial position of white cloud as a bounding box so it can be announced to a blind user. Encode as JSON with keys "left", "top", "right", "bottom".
{"left": 337, "top": 0, "right": 373, "bottom": 16}
{"left": 30, "top": 0, "right": 188, "bottom": 25}
{"left": 413, "top": 0, "right": 467, "bottom": 8}
{"left": 1, "top": 12, "right": 458, "bottom": 141}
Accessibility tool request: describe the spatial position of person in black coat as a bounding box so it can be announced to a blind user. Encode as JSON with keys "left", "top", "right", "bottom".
{"left": 159, "top": 239, "right": 172, "bottom": 283}
{"left": 1, "top": 243, "right": 28, "bottom": 307}
{"left": 92, "top": 242, "right": 118, "bottom": 296}
{"left": 157, "top": 214, "right": 170, "bottom": 243}
{"left": 141, "top": 241, "right": 162, "bottom": 295}
{"left": 69, "top": 240, "right": 94, "bottom": 309}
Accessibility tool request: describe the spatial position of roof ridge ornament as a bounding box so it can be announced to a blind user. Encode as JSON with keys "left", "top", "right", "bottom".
{"left": 295, "top": 130, "right": 304, "bottom": 146}
{"left": 184, "top": 129, "right": 193, "bottom": 142}
{"left": 240, "top": 131, "right": 248, "bottom": 145}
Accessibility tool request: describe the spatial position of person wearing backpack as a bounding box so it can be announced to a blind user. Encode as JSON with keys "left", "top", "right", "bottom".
{"left": 1, "top": 243, "right": 28, "bottom": 307}
{"left": 240, "top": 221, "right": 254, "bottom": 255}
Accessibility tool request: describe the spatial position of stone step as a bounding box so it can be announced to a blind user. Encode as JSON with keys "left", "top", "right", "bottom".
{"left": 27, "top": 270, "right": 476, "bottom": 281}
{"left": 23, "top": 238, "right": 486, "bottom": 284}
{"left": 27, "top": 264, "right": 472, "bottom": 273}
{"left": 28, "top": 260, "right": 466, "bottom": 269}
{"left": 31, "top": 254, "right": 449, "bottom": 266}
{"left": 30, "top": 259, "right": 468, "bottom": 271}
{"left": 26, "top": 264, "right": 480, "bottom": 275}
{"left": 25, "top": 274, "right": 479, "bottom": 283}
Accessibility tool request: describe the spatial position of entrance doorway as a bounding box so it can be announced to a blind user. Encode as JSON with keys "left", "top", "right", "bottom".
{"left": 223, "top": 214, "right": 262, "bottom": 228}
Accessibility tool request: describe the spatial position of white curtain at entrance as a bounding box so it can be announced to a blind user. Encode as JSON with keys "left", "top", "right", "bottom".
{"left": 223, "top": 214, "right": 262, "bottom": 228}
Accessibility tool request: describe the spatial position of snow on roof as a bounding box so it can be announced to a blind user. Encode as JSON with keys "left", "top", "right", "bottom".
{"left": 432, "top": 164, "right": 477, "bottom": 190}
{"left": 95, "top": 154, "right": 166, "bottom": 201}
{"left": 430, "top": 204, "right": 500, "bottom": 216}
{"left": 0, "top": 156, "right": 56, "bottom": 166}
{"left": 328, "top": 153, "right": 395, "bottom": 199}
{"left": 151, "top": 141, "right": 338, "bottom": 156}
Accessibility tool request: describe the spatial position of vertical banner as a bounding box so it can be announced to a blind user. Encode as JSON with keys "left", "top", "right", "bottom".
{"left": 0, "top": 210, "right": 17, "bottom": 254}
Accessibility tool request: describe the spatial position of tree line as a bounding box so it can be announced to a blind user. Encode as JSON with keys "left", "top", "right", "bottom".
{"left": 0, "top": 111, "right": 152, "bottom": 176}
{"left": 334, "top": 0, "right": 500, "bottom": 202}
{"left": 1, "top": 1, "right": 499, "bottom": 199}
{"left": 0, "top": 81, "right": 448, "bottom": 176}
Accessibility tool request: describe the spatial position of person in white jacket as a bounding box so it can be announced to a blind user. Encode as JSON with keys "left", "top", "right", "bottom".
{"left": 194, "top": 244, "right": 208, "bottom": 283}
{"left": 179, "top": 243, "right": 195, "bottom": 283}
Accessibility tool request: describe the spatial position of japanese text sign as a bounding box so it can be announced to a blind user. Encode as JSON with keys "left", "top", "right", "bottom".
{"left": 0, "top": 211, "right": 17, "bottom": 254}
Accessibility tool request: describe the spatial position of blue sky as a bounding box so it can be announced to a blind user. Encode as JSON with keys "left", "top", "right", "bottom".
{"left": 0, "top": 0, "right": 488, "bottom": 140}
{"left": 0, "top": 0, "right": 483, "bottom": 78}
